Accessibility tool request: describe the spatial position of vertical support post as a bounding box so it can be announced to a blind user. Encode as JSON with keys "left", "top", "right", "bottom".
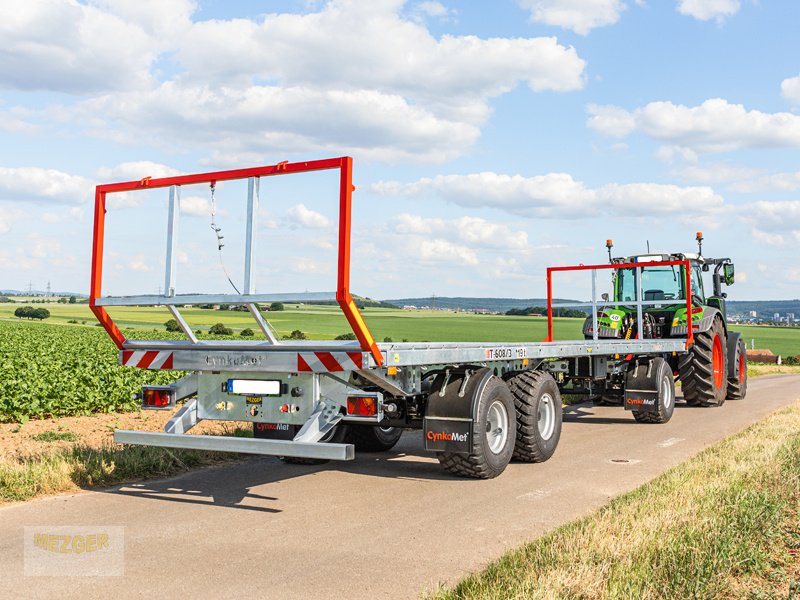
{"left": 89, "top": 188, "right": 126, "bottom": 350}
{"left": 685, "top": 261, "right": 694, "bottom": 348}
{"left": 243, "top": 177, "right": 259, "bottom": 294}
{"left": 591, "top": 269, "right": 598, "bottom": 342}
{"left": 164, "top": 185, "right": 180, "bottom": 297}
{"left": 546, "top": 268, "right": 553, "bottom": 342}
{"left": 335, "top": 157, "right": 383, "bottom": 365}
{"left": 635, "top": 266, "right": 644, "bottom": 338}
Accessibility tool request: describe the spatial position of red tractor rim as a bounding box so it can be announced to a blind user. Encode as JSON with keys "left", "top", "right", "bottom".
{"left": 739, "top": 351, "right": 745, "bottom": 382}
{"left": 712, "top": 335, "right": 724, "bottom": 388}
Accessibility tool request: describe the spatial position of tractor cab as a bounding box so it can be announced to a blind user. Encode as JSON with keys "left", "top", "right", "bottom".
{"left": 584, "top": 234, "right": 735, "bottom": 340}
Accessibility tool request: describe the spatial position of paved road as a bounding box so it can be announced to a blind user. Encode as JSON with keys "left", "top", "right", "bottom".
{"left": 1, "top": 375, "right": 798, "bottom": 599}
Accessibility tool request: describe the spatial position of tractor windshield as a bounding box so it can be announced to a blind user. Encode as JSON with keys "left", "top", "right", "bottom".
{"left": 616, "top": 265, "right": 685, "bottom": 303}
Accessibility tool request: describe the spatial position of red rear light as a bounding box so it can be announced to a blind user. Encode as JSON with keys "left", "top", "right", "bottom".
{"left": 142, "top": 387, "right": 174, "bottom": 409}
{"left": 691, "top": 307, "right": 703, "bottom": 314}
{"left": 347, "top": 396, "right": 377, "bottom": 417}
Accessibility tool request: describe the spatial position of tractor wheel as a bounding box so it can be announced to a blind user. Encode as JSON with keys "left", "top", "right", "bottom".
{"left": 346, "top": 425, "right": 403, "bottom": 452}
{"left": 437, "top": 376, "right": 516, "bottom": 479}
{"left": 678, "top": 317, "right": 728, "bottom": 407}
{"left": 504, "top": 370, "right": 562, "bottom": 462}
{"left": 727, "top": 338, "right": 748, "bottom": 400}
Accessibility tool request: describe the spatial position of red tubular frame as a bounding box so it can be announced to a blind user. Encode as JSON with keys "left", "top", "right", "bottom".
{"left": 90, "top": 157, "right": 383, "bottom": 365}
{"left": 545, "top": 260, "right": 694, "bottom": 348}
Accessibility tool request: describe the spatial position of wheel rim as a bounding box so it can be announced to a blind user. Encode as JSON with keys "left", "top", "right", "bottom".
{"left": 538, "top": 393, "right": 556, "bottom": 440}
{"left": 661, "top": 375, "right": 673, "bottom": 409}
{"left": 712, "top": 334, "right": 724, "bottom": 388}
{"left": 485, "top": 400, "right": 509, "bottom": 454}
{"left": 739, "top": 349, "right": 745, "bottom": 382}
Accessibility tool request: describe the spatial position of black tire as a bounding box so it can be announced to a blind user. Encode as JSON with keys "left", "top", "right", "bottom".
{"left": 346, "top": 425, "right": 402, "bottom": 452}
{"left": 504, "top": 370, "right": 562, "bottom": 462}
{"left": 727, "top": 338, "right": 748, "bottom": 400}
{"left": 281, "top": 423, "right": 349, "bottom": 465}
{"left": 678, "top": 316, "right": 728, "bottom": 407}
{"left": 632, "top": 358, "right": 675, "bottom": 424}
{"left": 438, "top": 376, "right": 516, "bottom": 479}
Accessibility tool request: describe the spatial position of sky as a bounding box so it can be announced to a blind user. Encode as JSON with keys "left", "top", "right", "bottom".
{"left": 1, "top": 0, "right": 799, "bottom": 302}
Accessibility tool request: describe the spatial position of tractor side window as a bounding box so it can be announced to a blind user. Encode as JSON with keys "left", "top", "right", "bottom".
{"left": 617, "top": 268, "right": 636, "bottom": 301}
{"left": 691, "top": 266, "right": 705, "bottom": 302}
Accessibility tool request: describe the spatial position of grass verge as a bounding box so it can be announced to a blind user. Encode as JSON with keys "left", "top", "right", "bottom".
{"left": 427, "top": 402, "right": 800, "bottom": 599}
{"left": 0, "top": 425, "right": 252, "bottom": 503}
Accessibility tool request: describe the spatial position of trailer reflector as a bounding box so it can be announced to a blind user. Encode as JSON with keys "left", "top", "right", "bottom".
{"left": 142, "top": 387, "right": 175, "bottom": 409}
{"left": 347, "top": 396, "right": 377, "bottom": 417}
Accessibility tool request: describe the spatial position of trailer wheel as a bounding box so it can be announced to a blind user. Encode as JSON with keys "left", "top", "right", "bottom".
{"left": 632, "top": 358, "right": 675, "bottom": 424}
{"left": 437, "top": 376, "right": 516, "bottom": 479}
{"left": 346, "top": 425, "right": 403, "bottom": 452}
{"left": 505, "top": 370, "right": 562, "bottom": 462}
{"left": 726, "top": 338, "right": 748, "bottom": 400}
{"left": 281, "top": 424, "right": 349, "bottom": 465}
{"left": 678, "top": 316, "right": 728, "bottom": 407}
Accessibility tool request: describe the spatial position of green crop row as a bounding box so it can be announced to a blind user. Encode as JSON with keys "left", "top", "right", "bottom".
{"left": 0, "top": 320, "right": 179, "bottom": 423}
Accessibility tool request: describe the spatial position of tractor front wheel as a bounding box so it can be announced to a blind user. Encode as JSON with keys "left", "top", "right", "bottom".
{"left": 727, "top": 338, "right": 748, "bottom": 400}
{"left": 678, "top": 317, "right": 728, "bottom": 407}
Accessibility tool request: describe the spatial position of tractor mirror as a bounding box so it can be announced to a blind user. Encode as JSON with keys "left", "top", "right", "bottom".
{"left": 723, "top": 263, "right": 735, "bottom": 285}
{"left": 601, "top": 293, "right": 609, "bottom": 301}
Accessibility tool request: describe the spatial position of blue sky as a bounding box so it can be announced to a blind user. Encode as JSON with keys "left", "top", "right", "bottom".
{"left": 1, "top": 0, "right": 799, "bottom": 301}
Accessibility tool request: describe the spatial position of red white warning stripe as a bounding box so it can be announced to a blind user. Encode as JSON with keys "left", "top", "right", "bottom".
{"left": 297, "top": 351, "right": 363, "bottom": 373}
{"left": 121, "top": 350, "right": 174, "bottom": 370}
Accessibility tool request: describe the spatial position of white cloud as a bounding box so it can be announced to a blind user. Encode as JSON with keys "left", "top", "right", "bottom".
{"left": 292, "top": 257, "right": 327, "bottom": 273}
{"left": 413, "top": 1, "right": 454, "bottom": 20}
{"left": 729, "top": 171, "right": 800, "bottom": 193}
{"left": 588, "top": 99, "right": 800, "bottom": 154}
{"left": 0, "top": 206, "right": 30, "bottom": 233}
{"left": 518, "top": 0, "right": 627, "bottom": 35}
{"left": 671, "top": 162, "right": 765, "bottom": 184}
{"left": 417, "top": 239, "right": 479, "bottom": 265}
{"left": 0, "top": 167, "right": 93, "bottom": 204}
{"left": 286, "top": 204, "right": 332, "bottom": 229}
{"left": 751, "top": 229, "right": 784, "bottom": 246}
{"left": 781, "top": 75, "right": 800, "bottom": 106}
{"left": 96, "top": 161, "right": 182, "bottom": 182}
{"left": 393, "top": 213, "right": 528, "bottom": 250}
{"left": 741, "top": 200, "right": 800, "bottom": 231}
{"left": 372, "top": 171, "right": 723, "bottom": 218}
{"left": 0, "top": 0, "right": 184, "bottom": 93}
{"left": 677, "top": 0, "right": 740, "bottom": 23}
{"left": 74, "top": 1, "right": 584, "bottom": 162}
{"left": 739, "top": 201, "right": 800, "bottom": 247}
{"left": 79, "top": 83, "right": 481, "bottom": 163}
{"left": 12, "top": 1, "right": 586, "bottom": 162}
{"left": 128, "top": 253, "right": 150, "bottom": 271}
{"left": 586, "top": 104, "right": 636, "bottom": 137}
{"left": 177, "top": 2, "right": 585, "bottom": 96}
{"left": 180, "top": 195, "right": 212, "bottom": 218}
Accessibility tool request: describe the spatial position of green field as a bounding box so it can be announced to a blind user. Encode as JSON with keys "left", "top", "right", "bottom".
{"left": 1, "top": 303, "right": 799, "bottom": 355}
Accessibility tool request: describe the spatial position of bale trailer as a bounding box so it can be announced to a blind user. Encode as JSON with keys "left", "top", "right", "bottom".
{"left": 91, "top": 157, "right": 739, "bottom": 479}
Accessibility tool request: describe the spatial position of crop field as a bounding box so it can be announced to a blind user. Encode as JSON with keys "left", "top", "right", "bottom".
{"left": 0, "top": 320, "right": 176, "bottom": 423}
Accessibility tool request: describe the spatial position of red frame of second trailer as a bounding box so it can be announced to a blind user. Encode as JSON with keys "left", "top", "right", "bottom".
{"left": 545, "top": 260, "right": 695, "bottom": 348}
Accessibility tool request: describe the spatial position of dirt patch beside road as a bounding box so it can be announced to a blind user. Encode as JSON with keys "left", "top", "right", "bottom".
{"left": 0, "top": 410, "right": 239, "bottom": 458}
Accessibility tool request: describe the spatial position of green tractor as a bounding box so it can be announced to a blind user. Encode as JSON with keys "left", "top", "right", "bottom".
{"left": 582, "top": 233, "right": 747, "bottom": 408}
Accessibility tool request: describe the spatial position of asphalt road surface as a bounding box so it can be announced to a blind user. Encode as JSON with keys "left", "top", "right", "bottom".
{"left": 1, "top": 375, "right": 798, "bottom": 599}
